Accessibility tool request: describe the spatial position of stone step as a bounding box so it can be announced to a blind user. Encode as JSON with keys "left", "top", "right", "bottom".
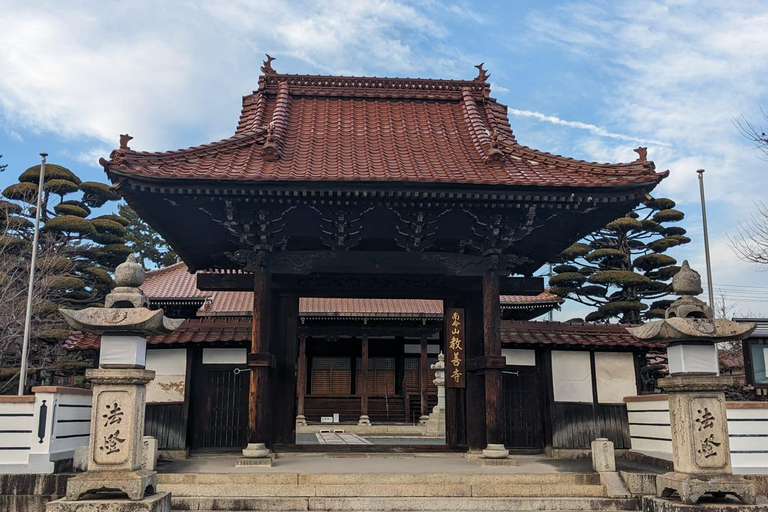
{"left": 172, "top": 496, "right": 640, "bottom": 511}
{"left": 158, "top": 472, "right": 601, "bottom": 486}
{"left": 160, "top": 482, "right": 606, "bottom": 497}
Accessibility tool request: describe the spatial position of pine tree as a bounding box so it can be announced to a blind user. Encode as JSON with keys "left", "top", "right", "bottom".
{"left": 548, "top": 198, "right": 690, "bottom": 323}
{"left": 0, "top": 163, "right": 127, "bottom": 392}
{"left": 119, "top": 203, "right": 177, "bottom": 268}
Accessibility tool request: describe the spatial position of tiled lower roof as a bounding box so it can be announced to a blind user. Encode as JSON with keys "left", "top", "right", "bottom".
{"left": 143, "top": 262, "right": 557, "bottom": 316}
{"left": 501, "top": 321, "right": 662, "bottom": 349}
{"left": 65, "top": 318, "right": 252, "bottom": 350}
{"left": 66, "top": 319, "right": 653, "bottom": 350}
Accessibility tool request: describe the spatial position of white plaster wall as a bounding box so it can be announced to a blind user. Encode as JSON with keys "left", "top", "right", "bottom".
{"left": 202, "top": 347, "right": 248, "bottom": 364}
{"left": 502, "top": 348, "right": 536, "bottom": 367}
{"left": 551, "top": 350, "right": 592, "bottom": 403}
{"left": 595, "top": 352, "right": 637, "bottom": 404}
{"left": 0, "top": 401, "right": 35, "bottom": 464}
{"left": 145, "top": 349, "right": 187, "bottom": 403}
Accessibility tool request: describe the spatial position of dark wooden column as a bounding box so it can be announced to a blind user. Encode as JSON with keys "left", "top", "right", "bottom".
{"left": 247, "top": 260, "right": 274, "bottom": 449}
{"left": 296, "top": 333, "right": 307, "bottom": 425}
{"left": 359, "top": 333, "right": 371, "bottom": 425}
{"left": 419, "top": 333, "right": 429, "bottom": 422}
{"left": 482, "top": 267, "right": 508, "bottom": 457}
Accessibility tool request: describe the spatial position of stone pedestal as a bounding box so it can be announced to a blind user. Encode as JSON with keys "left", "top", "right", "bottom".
{"left": 655, "top": 374, "right": 755, "bottom": 505}
{"left": 358, "top": 415, "right": 371, "bottom": 426}
{"left": 65, "top": 369, "right": 157, "bottom": 501}
{"left": 482, "top": 443, "right": 510, "bottom": 459}
{"left": 53, "top": 256, "right": 178, "bottom": 512}
{"left": 237, "top": 443, "right": 272, "bottom": 467}
{"left": 47, "top": 492, "right": 170, "bottom": 512}
{"left": 295, "top": 414, "right": 307, "bottom": 426}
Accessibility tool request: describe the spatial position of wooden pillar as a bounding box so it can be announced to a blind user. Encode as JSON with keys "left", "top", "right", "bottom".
{"left": 482, "top": 268, "right": 508, "bottom": 458}
{"left": 359, "top": 333, "right": 371, "bottom": 425}
{"left": 419, "top": 333, "right": 429, "bottom": 422}
{"left": 296, "top": 333, "right": 307, "bottom": 426}
{"left": 245, "top": 261, "right": 274, "bottom": 454}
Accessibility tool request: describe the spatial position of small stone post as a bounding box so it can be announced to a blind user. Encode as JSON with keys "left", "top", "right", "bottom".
{"left": 48, "top": 256, "right": 181, "bottom": 512}
{"left": 627, "top": 261, "right": 756, "bottom": 505}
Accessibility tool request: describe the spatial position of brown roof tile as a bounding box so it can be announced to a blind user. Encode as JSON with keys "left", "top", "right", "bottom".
{"left": 65, "top": 317, "right": 252, "bottom": 350}
{"left": 104, "top": 73, "right": 666, "bottom": 189}
{"left": 501, "top": 321, "right": 663, "bottom": 349}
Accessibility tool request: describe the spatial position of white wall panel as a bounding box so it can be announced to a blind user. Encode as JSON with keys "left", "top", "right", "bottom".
{"left": 502, "top": 348, "right": 536, "bottom": 367}
{"left": 202, "top": 347, "right": 248, "bottom": 365}
{"left": 595, "top": 352, "right": 637, "bottom": 404}
{"left": 551, "top": 351, "right": 592, "bottom": 403}
{"left": 146, "top": 349, "right": 187, "bottom": 403}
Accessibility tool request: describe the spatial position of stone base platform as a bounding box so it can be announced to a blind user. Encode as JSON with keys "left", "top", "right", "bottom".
{"left": 476, "top": 457, "right": 517, "bottom": 466}
{"left": 235, "top": 457, "right": 273, "bottom": 467}
{"left": 643, "top": 495, "right": 766, "bottom": 512}
{"left": 657, "top": 472, "right": 756, "bottom": 505}
{"left": 47, "top": 491, "right": 170, "bottom": 512}
{"left": 66, "top": 469, "right": 157, "bottom": 501}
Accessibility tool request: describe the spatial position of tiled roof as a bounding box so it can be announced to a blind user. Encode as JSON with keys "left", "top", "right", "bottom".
{"left": 501, "top": 321, "right": 663, "bottom": 349}
{"left": 103, "top": 72, "right": 666, "bottom": 189}
{"left": 500, "top": 291, "right": 562, "bottom": 307}
{"left": 65, "top": 318, "right": 252, "bottom": 350}
{"left": 142, "top": 262, "right": 207, "bottom": 299}
{"left": 66, "top": 318, "right": 652, "bottom": 350}
{"left": 299, "top": 297, "right": 442, "bottom": 317}
{"left": 143, "top": 262, "right": 554, "bottom": 316}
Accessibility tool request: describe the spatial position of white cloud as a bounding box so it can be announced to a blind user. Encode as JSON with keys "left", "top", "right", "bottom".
{"left": 0, "top": 1, "right": 462, "bottom": 152}
{"left": 508, "top": 108, "right": 670, "bottom": 147}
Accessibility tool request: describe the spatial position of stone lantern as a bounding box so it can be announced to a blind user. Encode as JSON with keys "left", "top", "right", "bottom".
{"left": 627, "top": 261, "right": 756, "bottom": 505}
{"left": 49, "top": 256, "right": 182, "bottom": 512}
{"left": 425, "top": 352, "right": 446, "bottom": 437}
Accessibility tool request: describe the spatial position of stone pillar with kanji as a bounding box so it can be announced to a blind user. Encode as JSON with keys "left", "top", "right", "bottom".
{"left": 628, "top": 261, "right": 756, "bottom": 506}
{"left": 49, "top": 256, "right": 181, "bottom": 512}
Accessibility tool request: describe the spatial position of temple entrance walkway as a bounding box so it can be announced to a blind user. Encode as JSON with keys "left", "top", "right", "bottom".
{"left": 158, "top": 453, "right": 666, "bottom": 475}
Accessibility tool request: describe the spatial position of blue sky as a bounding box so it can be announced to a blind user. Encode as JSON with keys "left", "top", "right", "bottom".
{"left": 2, "top": 1, "right": 768, "bottom": 318}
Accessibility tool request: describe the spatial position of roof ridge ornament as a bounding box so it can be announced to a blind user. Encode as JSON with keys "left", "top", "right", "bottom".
{"left": 634, "top": 146, "right": 647, "bottom": 162}
{"left": 119, "top": 134, "right": 133, "bottom": 150}
{"left": 261, "top": 54, "right": 277, "bottom": 75}
{"left": 474, "top": 62, "right": 490, "bottom": 82}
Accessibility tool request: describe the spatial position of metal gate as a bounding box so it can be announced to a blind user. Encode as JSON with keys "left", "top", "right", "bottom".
{"left": 190, "top": 365, "right": 248, "bottom": 450}
{"left": 502, "top": 366, "right": 544, "bottom": 449}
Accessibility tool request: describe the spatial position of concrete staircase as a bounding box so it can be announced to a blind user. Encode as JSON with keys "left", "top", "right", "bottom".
{"left": 158, "top": 472, "right": 641, "bottom": 511}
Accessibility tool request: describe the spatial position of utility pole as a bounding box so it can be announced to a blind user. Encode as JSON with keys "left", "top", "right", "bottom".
{"left": 697, "top": 169, "right": 714, "bottom": 311}
{"left": 18, "top": 153, "right": 46, "bottom": 395}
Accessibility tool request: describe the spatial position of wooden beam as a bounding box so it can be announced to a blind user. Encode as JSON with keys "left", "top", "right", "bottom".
{"left": 296, "top": 333, "right": 307, "bottom": 421}
{"left": 197, "top": 250, "right": 546, "bottom": 283}
{"left": 199, "top": 271, "right": 543, "bottom": 297}
{"left": 360, "top": 334, "right": 369, "bottom": 424}
{"left": 420, "top": 334, "right": 428, "bottom": 420}
{"left": 483, "top": 268, "right": 505, "bottom": 449}
{"left": 247, "top": 264, "right": 272, "bottom": 446}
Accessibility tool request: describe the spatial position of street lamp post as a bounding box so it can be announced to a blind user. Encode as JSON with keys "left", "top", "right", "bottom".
{"left": 17, "top": 153, "right": 47, "bottom": 395}
{"left": 697, "top": 169, "right": 715, "bottom": 311}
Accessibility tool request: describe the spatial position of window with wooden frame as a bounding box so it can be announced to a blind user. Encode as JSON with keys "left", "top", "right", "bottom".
{"left": 403, "top": 356, "right": 439, "bottom": 394}
{"left": 356, "top": 357, "right": 396, "bottom": 396}
{"left": 747, "top": 340, "right": 768, "bottom": 387}
{"left": 310, "top": 357, "right": 352, "bottom": 395}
